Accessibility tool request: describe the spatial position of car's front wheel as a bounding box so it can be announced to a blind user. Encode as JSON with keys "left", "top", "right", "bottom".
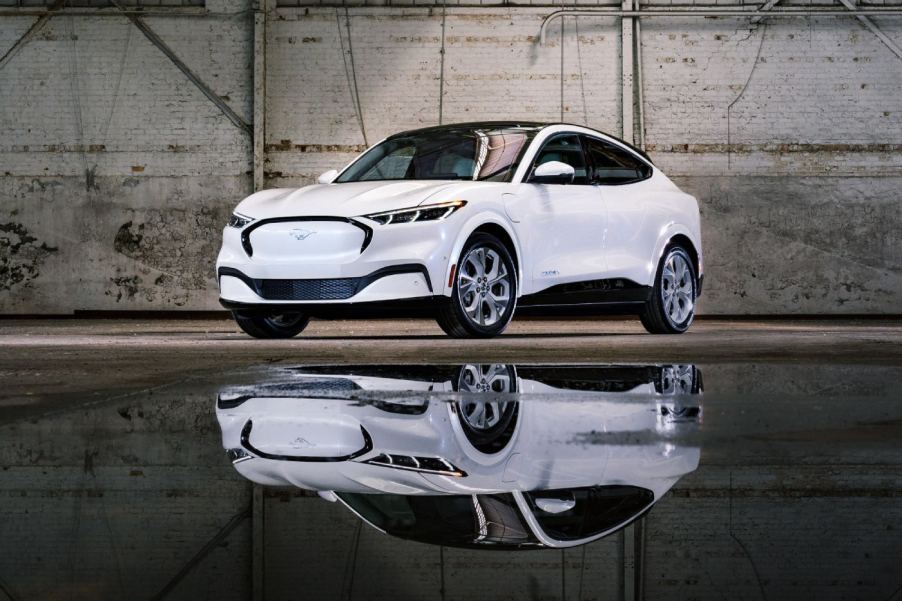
{"left": 436, "top": 233, "right": 517, "bottom": 338}
{"left": 640, "top": 245, "right": 697, "bottom": 334}
{"left": 232, "top": 311, "right": 310, "bottom": 339}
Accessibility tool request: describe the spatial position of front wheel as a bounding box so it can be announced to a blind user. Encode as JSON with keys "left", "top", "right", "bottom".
{"left": 640, "top": 246, "right": 697, "bottom": 334}
{"left": 232, "top": 311, "right": 310, "bottom": 339}
{"left": 436, "top": 233, "right": 517, "bottom": 338}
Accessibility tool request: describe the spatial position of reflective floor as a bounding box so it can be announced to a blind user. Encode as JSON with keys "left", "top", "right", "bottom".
{"left": 2, "top": 361, "right": 901, "bottom": 600}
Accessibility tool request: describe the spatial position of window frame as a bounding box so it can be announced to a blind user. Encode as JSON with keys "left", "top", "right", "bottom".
{"left": 526, "top": 132, "right": 591, "bottom": 186}
{"left": 580, "top": 134, "right": 654, "bottom": 187}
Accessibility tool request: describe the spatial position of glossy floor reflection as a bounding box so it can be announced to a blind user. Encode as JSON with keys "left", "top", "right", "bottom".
{"left": 219, "top": 365, "right": 703, "bottom": 550}
{"left": 1, "top": 363, "right": 901, "bottom": 600}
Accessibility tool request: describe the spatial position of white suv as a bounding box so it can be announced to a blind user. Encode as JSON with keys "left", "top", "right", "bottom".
{"left": 217, "top": 122, "right": 703, "bottom": 338}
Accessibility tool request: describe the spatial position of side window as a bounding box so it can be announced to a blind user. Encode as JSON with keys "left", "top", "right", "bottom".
{"left": 583, "top": 137, "right": 651, "bottom": 185}
{"left": 531, "top": 134, "right": 589, "bottom": 185}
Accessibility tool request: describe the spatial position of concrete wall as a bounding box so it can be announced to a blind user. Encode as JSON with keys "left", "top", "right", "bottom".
{"left": 0, "top": 0, "right": 253, "bottom": 312}
{"left": 2, "top": 1, "right": 901, "bottom": 314}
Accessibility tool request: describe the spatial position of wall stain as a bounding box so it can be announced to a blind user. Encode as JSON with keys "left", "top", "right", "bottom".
{"left": 107, "top": 207, "right": 228, "bottom": 306}
{"left": 114, "top": 221, "right": 145, "bottom": 256}
{"left": 108, "top": 275, "right": 143, "bottom": 303}
{"left": 0, "top": 222, "right": 58, "bottom": 292}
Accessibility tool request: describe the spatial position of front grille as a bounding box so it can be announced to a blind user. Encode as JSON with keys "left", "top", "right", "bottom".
{"left": 259, "top": 278, "right": 360, "bottom": 301}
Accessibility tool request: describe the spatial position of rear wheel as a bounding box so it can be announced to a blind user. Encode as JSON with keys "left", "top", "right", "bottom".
{"left": 232, "top": 311, "right": 310, "bottom": 339}
{"left": 640, "top": 246, "right": 696, "bottom": 334}
{"left": 436, "top": 233, "right": 517, "bottom": 338}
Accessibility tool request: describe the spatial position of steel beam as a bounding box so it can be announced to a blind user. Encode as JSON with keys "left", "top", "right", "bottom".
{"left": 0, "top": 0, "right": 65, "bottom": 72}
{"left": 109, "top": 0, "right": 252, "bottom": 135}
{"left": 751, "top": 0, "right": 783, "bottom": 24}
{"left": 837, "top": 0, "right": 902, "bottom": 60}
{"left": 0, "top": 8, "right": 207, "bottom": 16}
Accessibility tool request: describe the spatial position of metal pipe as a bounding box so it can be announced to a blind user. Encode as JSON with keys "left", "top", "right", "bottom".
{"left": 540, "top": 8, "right": 902, "bottom": 44}
{"left": 634, "top": 1, "right": 645, "bottom": 150}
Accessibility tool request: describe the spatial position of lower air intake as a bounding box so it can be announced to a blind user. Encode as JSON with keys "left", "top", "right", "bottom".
{"left": 259, "top": 278, "right": 360, "bottom": 301}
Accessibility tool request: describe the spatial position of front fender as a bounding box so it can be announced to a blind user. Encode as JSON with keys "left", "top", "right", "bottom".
{"left": 442, "top": 211, "right": 524, "bottom": 298}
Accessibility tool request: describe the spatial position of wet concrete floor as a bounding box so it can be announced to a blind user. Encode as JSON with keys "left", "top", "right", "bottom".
{"left": 0, "top": 318, "right": 900, "bottom": 600}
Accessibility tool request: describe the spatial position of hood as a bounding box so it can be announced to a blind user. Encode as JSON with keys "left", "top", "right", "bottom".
{"left": 235, "top": 180, "right": 469, "bottom": 220}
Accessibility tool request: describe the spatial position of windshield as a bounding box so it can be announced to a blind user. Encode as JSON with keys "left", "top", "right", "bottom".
{"left": 335, "top": 127, "right": 538, "bottom": 183}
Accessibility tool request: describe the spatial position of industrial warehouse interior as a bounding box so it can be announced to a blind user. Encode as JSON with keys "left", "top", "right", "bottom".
{"left": 1, "top": 0, "right": 901, "bottom": 597}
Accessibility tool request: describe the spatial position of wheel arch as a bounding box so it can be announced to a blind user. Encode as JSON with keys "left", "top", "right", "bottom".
{"left": 667, "top": 234, "right": 700, "bottom": 282}
{"left": 651, "top": 227, "right": 702, "bottom": 287}
{"left": 444, "top": 214, "right": 523, "bottom": 297}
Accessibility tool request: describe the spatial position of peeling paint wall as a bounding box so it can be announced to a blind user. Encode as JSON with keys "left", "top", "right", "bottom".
{"left": 1, "top": 0, "right": 900, "bottom": 313}
{"left": 0, "top": 0, "right": 252, "bottom": 313}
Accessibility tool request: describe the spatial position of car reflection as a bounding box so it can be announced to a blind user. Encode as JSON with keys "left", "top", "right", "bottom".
{"left": 216, "top": 364, "right": 702, "bottom": 549}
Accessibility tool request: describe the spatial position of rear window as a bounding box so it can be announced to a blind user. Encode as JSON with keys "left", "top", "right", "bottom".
{"left": 583, "top": 137, "right": 652, "bottom": 185}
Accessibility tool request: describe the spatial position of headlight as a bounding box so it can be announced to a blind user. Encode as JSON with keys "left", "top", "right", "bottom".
{"left": 228, "top": 212, "right": 254, "bottom": 228}
{"left": 362, "top": 200, "right": 466, "bottom": 225}
{"left": 363, "top": 453, "right": 467, "bottom": 477}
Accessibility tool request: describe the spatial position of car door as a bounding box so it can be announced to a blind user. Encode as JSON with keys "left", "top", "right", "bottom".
{"left": 506, "top": 133, "right": 607, "bottom": 294}
{"left": 582, "top": 136, "right": 654, "bottom": 285}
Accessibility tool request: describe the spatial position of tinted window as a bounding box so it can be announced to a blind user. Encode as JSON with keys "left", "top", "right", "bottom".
{"left": 583, "top": 137, "right": 652, "bottom": 185}
{"left": 336, "top": 493, "right": 539, "bottom": 548}
{"left": 530, "top": 134, "right": 589, "bottom": 184}
{"left": 336, "top": 128, "right": 536, "bottom": 183}
{"left": 525, "top": 485, "right": 654, "bottom": 541}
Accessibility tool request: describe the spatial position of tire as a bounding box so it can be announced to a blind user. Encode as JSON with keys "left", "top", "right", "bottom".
{"left": 654, "top": 364, "right": 701, "bottom": 395}
{"left": 436, "top": 233, "right": 517, "bottom": 338}
{"left": 453, "top": 364, "right": 519, "bottom": 453}
{"left": 640, "top": 245, "right": 697, "bottom": 334}
{"left": 232, "top": 311, "right": 310, "bottom": 339}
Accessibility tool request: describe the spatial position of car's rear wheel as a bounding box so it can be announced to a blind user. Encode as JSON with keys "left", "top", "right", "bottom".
{"left": 232, "top": 311, "right": 310, "bottom": 339}
{"left": 640, "top": 245, "right": 696, "bottom": 334}
{"left": 436, "top": 233, "right": 517, "bottom": 338}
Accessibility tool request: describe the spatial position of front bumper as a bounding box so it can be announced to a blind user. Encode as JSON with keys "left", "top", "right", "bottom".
{"left": 216, "top": 215, "right": 458, "bottom": 306}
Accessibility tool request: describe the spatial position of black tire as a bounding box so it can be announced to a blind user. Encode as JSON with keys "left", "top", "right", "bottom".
{"left": 453, "top": 364, "right": 519, "bottom": 453}
{"left": 640, "top": 245, "right": 697, "bottom": 334}
{"left": 436, "top": 233, "right": 517, "bottom": 338}
{"left": 232, "top": 311, "right": 310, "bottom": 339}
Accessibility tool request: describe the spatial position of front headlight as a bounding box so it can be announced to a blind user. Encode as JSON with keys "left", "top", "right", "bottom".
{"left": 228, "top": 212, "right": 254, "bottom": 228}
{"left": 362, "top": 200, "right": 466, "bottom": 225}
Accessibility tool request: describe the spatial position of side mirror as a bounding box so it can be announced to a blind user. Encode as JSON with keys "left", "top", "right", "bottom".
{"left": 317, "top": 169, "right": 338, "bottom": 184}
{"left": 534, "top": 494, "right": 577, "bottom": 514}
{"left": 529, "top": 161, "right": 575, "bottom": 185}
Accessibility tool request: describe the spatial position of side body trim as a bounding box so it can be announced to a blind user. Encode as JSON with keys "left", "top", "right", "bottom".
{"left": 519, "top": 278, "right": 652, "bottom": 307}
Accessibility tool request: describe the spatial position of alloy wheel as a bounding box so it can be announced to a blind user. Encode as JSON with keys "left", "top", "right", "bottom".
{"left": 457, "top": 246, "right": 512, "bottom": 328}
{"left": 456, "top": 363, "right": 516, "bottom": 432}
{"left": 661, "top": 252, "right": 695, "bottom": 326}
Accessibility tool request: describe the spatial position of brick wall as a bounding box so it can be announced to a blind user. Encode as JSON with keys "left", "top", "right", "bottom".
{"left": 1, "top": 1, "right": 900, "bottom": 313}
